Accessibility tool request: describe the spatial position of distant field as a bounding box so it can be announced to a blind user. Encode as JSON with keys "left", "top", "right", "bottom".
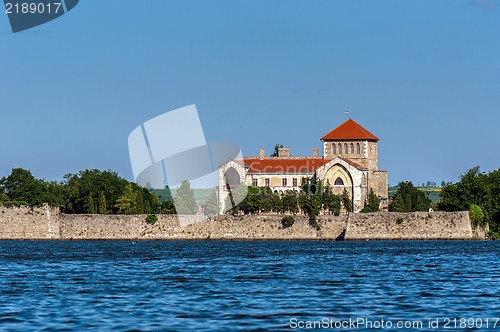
{"left": 152, "top": 188, "right": 215, "bottom": 205}
{"left": 388, "top": 186, "right": 441, "bottom": 204}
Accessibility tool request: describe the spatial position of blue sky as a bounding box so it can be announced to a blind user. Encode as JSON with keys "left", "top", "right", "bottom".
{"left": 1, "top": 0, "right": 499, "bottom": 187}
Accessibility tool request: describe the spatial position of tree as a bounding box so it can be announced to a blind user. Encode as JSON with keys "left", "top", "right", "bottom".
{"left": 282, "top": 190, "right": 299, "bottom": 215}
{"left": 340, "top": 188, "right": 353, "bottom": 213}
{"left": 98, "top": 191, "right": 108, "bottom": 214}
{"left": 174, "top": 180, "right": 197, "bottom": 215}
{"left": 135, "top": 190, "right": 144, "bottom": 214}
{"left": 270, "top": 144, "right": 284, "bottom": 157}
{"left": 388, "top": 181, "right": 430, "bottom": 212}
{"left": 203, "top": 188, "right": 219, "bottom": 216}
{"left": 362, "top": 188, "right": 380, "bottom": 213}
{"left": 86, "top": 194, "right": 95, "bottom": 214}
{"left": 0, "top": 168, "right": 48, "bottom": 206}
{"left": 114, "top": 183, "right": 137, "bottom": 214}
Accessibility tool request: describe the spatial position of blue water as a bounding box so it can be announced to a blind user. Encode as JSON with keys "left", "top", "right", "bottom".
{"left": 1, "top": 241, "right": 500, "bottom": 331}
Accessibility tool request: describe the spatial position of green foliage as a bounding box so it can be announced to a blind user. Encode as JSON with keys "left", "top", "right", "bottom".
{"left": 367, "top": 188, "right": 380, "bottom": 212}
{"left": 0, "top": 168, "right": 58, "bottom": 207}
{"left": 299, "top": 178, "right": 322, "bottom": 228}
{"left": 470, "top": 204, "right": 485, "bottom": 227}
{"left": 114, "top": 183, "right": 136, "bottom": 214}
{"left": 146, "top": 214, "right": 158, "bottom": 224}
{"left": 396, "top": 217, "right": 404, "bottom": 224}
{"left": 2, "top": 201, "right": 29, "bottom": 207}
{"left": 281, "top": 215, "right": 295, "bottom": 228}
{"left": 270, "top": 144, "right": 284, "bottom": 157}
{"left": 136, "top": 191, "right": 144, "bottom": 214}
{"left": 158, "top": 200, "right": 176, "bottom": 214}
{"left": 86, "top": 194, "right": 96, "bottom": 214}
{"left": 439, "top": 166, "right": 500, "bottom": 234}
{"left": 174, "top": 180, "right": 197, "bottom": 215}
{"left": 98, "top": 191, "right": 108, "bottom": 214}
{"left": 388, "top": 181, "right": 431, "bottom": 212}
{"left": 202, "top": 188, "right": 219, "bottom": 216}
{"left": 340, "top": 188, "right": 353, "bottom": 213}
{"left": 282, "top": 190, "right": 299, "bottom": 215}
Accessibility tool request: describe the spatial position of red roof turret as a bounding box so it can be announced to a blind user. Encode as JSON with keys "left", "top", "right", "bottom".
{"left": 321, "top": 119, "right": 379, "bottom": 141}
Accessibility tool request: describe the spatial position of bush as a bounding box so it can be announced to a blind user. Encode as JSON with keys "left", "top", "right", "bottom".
{"left": 281, "top": 215, "right": 295, "bottom": 228}
{"left": 2, "top": 201, "right": 29, "bottom": 207}
{"left": 470, "top": 204, "right": 485, "bottom": 227}
{"left": 146, "top": 214, "right": 158, "bottom": 224}
{"left": 360, "top": 207, "right": 371, "bottom": 213}
{"left": 396, "top": 217, "right": 404, "bottom": 224}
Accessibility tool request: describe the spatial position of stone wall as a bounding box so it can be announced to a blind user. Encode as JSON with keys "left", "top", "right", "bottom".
{"left": 0, "top": 206, "right": 489, "bottom": 240}
{"left": 345, "top": 211, "right": 488, "bottom": 240}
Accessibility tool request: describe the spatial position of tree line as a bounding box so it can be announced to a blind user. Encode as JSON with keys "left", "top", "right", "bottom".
{"left": 0, "top": 168, "right": 158, "bottom": 214}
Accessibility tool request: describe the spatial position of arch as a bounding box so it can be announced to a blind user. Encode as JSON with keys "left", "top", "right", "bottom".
{"left": 356, "top": 143, "right": 360, "bottom": 154}
{"left": 334, "top": 177, "right": 344, "bottom": 186}
{"left": 224, "top": 167, "right": 241, "bottom": 188}
{"left": 338, "top": 143, "right": 342, "bottom": 154}
{"left": 344, "top": 143, "right": 348, "bottom": 154}
{"left": 332, "top": 143, "right": 336, "bottom": 154}
{"left": 350, "top": 143, "right": 354, "bottom": 154}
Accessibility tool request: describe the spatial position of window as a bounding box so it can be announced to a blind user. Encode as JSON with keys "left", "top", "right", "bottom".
{"left": 265, "top": 178, "right": 270, "bottom": 187}
{"left": 338, "top": 143, "right": 342, "bottom": 154}
{"left": 350, "top": 143, "right": 354, "bottom": 154}
{"left": 334, "top": 177, "right": 344, "bottom": 186}
{"left": 344, "top": 143, "right": 348, "bottom": 154}
{"left": 282, "top": 178, "right": 287, "bottom": 187}
{"left": 332, "top": 143, "right": 336, "bottom": 154}
{"left": 292, "top": 178, "right": 297, "bottom": 187}
{"left": 252, "top": 178, "right": 258, "bottom": 186}
{"left": 356, "top": 143, "right": 360, "bottom": 154}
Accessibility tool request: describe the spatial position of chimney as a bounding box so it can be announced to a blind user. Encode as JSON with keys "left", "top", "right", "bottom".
{"left": 313, "top": 147, "right": 319, "bottom": 157}
{"left": 259, "top": 147, "right": 265, "bottom": 159}
{"left": 278, "top": 147, "right": 290, "bottom": 158}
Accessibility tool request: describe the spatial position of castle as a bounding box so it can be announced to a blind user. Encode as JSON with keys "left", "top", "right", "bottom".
{"left": 218, "top": 119, "right": 388, "bottom": 213}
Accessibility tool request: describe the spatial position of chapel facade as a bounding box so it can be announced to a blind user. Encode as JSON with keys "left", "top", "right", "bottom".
{"left": 218, "top": 119, "right": 388, "bottom": 213}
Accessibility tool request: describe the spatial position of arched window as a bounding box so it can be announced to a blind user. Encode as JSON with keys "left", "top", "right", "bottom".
{"left": 332, "top": 143, "right": 336, "bottom": 154}
{"left": 356, "top": 143, "right": 360, "bottom": 154}
{"left": 350, "top": 143, "right": 354, "bottom": 154}
{"left": 344, "top": 143, "right": 348, "bottom": 154}
{"left": 338, "top": 143, "right": 342, "bottom": 154}
{"left": 334, "top": 177, "right": 344, "bottom": 186}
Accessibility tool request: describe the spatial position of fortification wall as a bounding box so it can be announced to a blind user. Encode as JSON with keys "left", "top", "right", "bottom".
{"left": 345, "top": 211, "right": 487, "bottom": 240}
{"left": 0, "top": 207, "right": 488, "bottom": 240}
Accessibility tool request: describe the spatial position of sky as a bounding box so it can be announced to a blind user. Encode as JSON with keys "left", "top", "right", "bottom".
{"left": 1, "top": 0, "right": 499, "bottom": 187}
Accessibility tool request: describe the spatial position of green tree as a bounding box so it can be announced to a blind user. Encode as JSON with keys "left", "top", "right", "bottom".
{"left": 136, "top": 190, "right": 144, "bottom": 214}
{"left": 282, "top": 190, "right": 299, "bottom": 215}
{"left": 158, "top": 200, "right": 176, "bottom": 214}
{"left": 86, "top": 194, "right": 95, "bottom": 214}
{"left": 115, "top": 183, "right": 137, "bottom": 214}
{"left": 388, "top": 181, "right": 431, "bottom": 212}
{"left": 174, "top": 180, "right": 197, "bottom": 215}
{"left": 203, "top": 188, "right": 219, "bottom": 216}
{"left": 270, "top": 144, "right": 284, "bottom": 157}
{"left": 362, "top": 188, "right": 380, "bottom": 213}
{"left": 340, "top": 188, "right": 353, "bottom": 213}
{"left": 0, "top": 168, "right": 48, "bottom": 206}
{"left": 98, "top": 191, "right": 108, "bottom": 214}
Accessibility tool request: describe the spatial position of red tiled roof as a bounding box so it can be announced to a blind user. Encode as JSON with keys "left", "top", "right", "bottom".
{"left": 321, "top": 119, "right": 379, "bottom": 141}
{"left": 243, "top": 157, "right": 366, "bottom": 174}
{"left": 342, "top": 158, "right": 367, "bottom": 170}
{"left": 243, "top": 158, "right": 329, "bottom": 174}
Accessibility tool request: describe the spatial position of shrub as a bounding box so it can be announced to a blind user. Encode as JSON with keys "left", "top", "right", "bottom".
{"left": 146, "top": 214, "right": 158, "bottom": 224}
{"left": 2, "top": 201, "right": 29, "bottom": 207}
{"left": 470, "top": 204, "right": 485, "bottom": 227}
{"left": 360, "top": 207, "right": 371, "bottom": 213}
{"left": 396, "top": 217, "right": 403, "bottom": 224}
{"left": 281, "top": 215, "right": 295, "bottom": 228}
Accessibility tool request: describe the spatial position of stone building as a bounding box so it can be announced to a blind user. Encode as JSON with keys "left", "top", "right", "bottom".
{"left": 218, "top": 119, "right": 388, "bottom": 213}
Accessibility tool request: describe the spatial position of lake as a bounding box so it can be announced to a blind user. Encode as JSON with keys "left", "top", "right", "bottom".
{"left": 1, "top": 240, "right": 499, "bottom": 331}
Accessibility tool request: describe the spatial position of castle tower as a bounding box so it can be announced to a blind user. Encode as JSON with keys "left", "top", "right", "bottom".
{"left": 320, "top": 118, "right": 379, "bottom": 171}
